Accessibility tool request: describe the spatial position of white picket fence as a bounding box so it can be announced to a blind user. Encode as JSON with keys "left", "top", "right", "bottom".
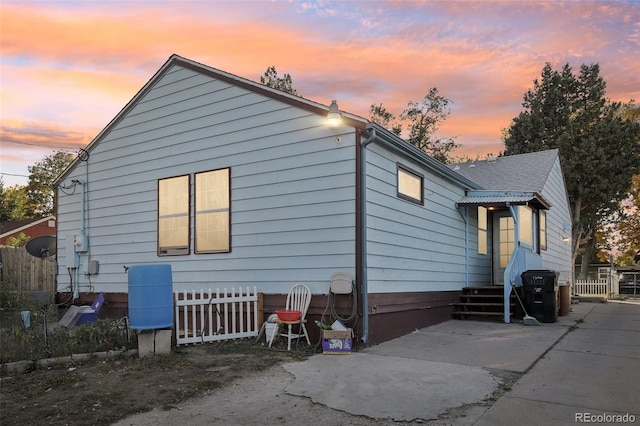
{"left": 174, "top": 287, "right": 259, "bottom": 346}
{"left": 574, "top": 279, "right": 609, "bottom": 298}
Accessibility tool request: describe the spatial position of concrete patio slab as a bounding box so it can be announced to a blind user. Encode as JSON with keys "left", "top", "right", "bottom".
{"left": 363, "top": 307, "right": 590, "bottom": 373}
{"left": 284, "top": 352, "right": 500, "bottom": 422}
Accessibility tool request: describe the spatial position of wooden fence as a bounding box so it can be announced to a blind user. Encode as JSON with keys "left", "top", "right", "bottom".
{"left": 0, "top": 247, "right": 56, "bottom": 293}
{"left": 574, "top": 279, "right": 609, "bottom": 298}
{"left": 174, "top": 287, "right": 260, "bottom": 346}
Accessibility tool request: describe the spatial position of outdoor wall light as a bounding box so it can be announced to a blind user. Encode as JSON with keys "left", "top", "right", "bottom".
{"left": 562, "top": 235, "right": 570, "bottom": 242}
{"left": 327, "top": 100, "right": 342, "bottom": 128}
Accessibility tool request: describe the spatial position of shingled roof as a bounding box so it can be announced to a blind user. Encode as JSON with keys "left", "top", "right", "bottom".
{"left": 449, "top": 149, "right": 559, "bottom": 192}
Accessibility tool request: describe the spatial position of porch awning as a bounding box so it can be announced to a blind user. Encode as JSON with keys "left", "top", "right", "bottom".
{"left": 455, "top": 190, "right": 551, "bottom": 210}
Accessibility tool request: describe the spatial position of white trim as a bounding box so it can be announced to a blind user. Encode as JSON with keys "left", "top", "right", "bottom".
{"left": 0, "top": 216, "right": 56, "bottom": 239}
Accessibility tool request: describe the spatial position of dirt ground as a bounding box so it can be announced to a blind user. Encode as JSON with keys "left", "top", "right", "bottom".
{"left": 1, "top": 338, "right": 433, "bottom": 426}
{"left": 0, "top": 339, "right": 310, "bottom": 426}
{"left": 2, "top": 335, "right": 502, "bottom": 426}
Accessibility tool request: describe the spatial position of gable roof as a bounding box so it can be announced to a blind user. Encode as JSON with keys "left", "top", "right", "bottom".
{"left": 449, "top": 150, "right": 560, "bottom": 210}
{"left": 449, "top": 149, "right": 560, "bottom": 192}
{"left": 55, "top": 54, "right": 368, "bottom": 185}
{"left": 52, "top": 54, "right": 533, "bottom": 195}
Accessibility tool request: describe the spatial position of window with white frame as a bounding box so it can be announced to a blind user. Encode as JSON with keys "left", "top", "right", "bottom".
{"left": 478, "top": 206, "right": 488, "bottom": 255}
{"left": 598, "top": 267, "right": 610, "bottom": 281}
{"left": 539, "top": 210, "right": 547, "bottom": 251}
{"left": 397, "top": 164, "right": 424, "bottom": 205}
{"left": 518, "top": 205, "right": 533, "bottom": 249}
{"left": 499, "top": 216, "right": 515, "bottom": 268}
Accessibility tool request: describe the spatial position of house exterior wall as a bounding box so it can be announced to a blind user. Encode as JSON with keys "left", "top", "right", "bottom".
{"left": 58, "top": 56, "right": 580, "bottom": 347}
{"left": 539, "top": 156, "right": 573, "bottom": 284}
{"left": 56, "top": 64, "right": 358, "bottom": 296}
{"left": 358, "top": 140, "right": 489, "bottom": 345}
{"left": 363, "top": 142, "right": 490, "bottom": 294}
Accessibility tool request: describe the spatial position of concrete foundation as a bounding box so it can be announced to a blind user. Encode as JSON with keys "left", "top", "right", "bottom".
{"left": 137, "top": 329, "right": 172, "bottom": 357}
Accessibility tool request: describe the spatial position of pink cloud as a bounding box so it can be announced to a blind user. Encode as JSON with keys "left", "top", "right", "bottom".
{"left": 1, "top": 120, "right": 92, "bottom": 150}
{"left": 1, "top": 0, "right": 638, "bottom": 186}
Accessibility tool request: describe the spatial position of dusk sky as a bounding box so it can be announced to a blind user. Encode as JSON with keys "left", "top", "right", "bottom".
{"left": 1, "top": 1, "right": 639, "bottom": 187}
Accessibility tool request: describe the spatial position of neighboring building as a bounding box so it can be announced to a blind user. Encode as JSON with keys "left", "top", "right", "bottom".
{"left": 54, "top": 55, "right": 572, "bottom": 346}
{"left": 0, "top": 216, "right": 56, "bottom": 245}
{"left": 574, "top": 261, "right": 612, "bottom": 282}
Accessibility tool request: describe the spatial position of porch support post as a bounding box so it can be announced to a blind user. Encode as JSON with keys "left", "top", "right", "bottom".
{"left": 504, "top": 204, "right": 519, "bottom": 323}
{"left": 456, "top": 205, "right": 470, "bottom": 287}
{"left": 504, "top": 275, "right": 511, "bottom": 323}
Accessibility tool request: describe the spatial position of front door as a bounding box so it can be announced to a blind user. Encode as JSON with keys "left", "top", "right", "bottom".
{"left": 493, "top": 211, "right": 514, "bottom": 285}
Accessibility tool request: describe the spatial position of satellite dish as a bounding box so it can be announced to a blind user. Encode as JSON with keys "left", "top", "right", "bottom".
{"left": 26, "top": 235, "right": 57, "bottom": 258}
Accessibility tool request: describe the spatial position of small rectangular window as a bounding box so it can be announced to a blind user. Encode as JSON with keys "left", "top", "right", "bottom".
{"left": 195, "top": 168, "right": 231, "bottom": 253}
{"left": 397, "top": 164, "right": 423, "bottom": 205}
{"left": 478, "top": 206, "right": 488, "bottom": 255}
{"left": 518, "top": 205, "right": 533, "bottom": 249}
{"left": 158, "top": 175, "right": 190, "bottom": 256}
{"left": 539, "top": 211, "right": 547, "bottom": 251}
{"left": 598, "top": 267, "right": 610, "bottom": 280}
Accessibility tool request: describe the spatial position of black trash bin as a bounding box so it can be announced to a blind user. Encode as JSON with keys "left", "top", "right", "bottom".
{"left": 521, "top": 270, "right": 558, "bottom": 323}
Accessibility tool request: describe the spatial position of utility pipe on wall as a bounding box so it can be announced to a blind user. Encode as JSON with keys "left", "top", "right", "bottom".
{"left": 359, "top": 127, "right": 376, "bottom": 344}
{"left": 71, "top": 179, "right": 87, "bottom": 300}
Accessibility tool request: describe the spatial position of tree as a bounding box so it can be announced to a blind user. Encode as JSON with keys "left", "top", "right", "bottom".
{"left": 5, "top": 232, "right": 29, "bottom": 248}
{"left": 401, "top": 88, "right": 460, "bottom": 163}
{"left": 369, "top": 88, "right": 460, "bottom": 163}
{"left": 607, "top": 174, "right": 640, "bottom": 266}
{"left": 259, "top": 66, "right": 458, "bottom": 162}
{"left": 0, "top": 180, "right": 29, "bottom": 221}
{"left": 369, "top": 103, "right": 402, "bottom": 135}
{"left": 25, "top": 151, "right": 74, "bottom": 217}
{"left": 503, "top": 63, "right": 640, "bottom": 276}
{"left": 595, "top": 103, "right": 640, "bottom": 265}
{"left": 260, "top": 66, "right": 298, "bottom": 95}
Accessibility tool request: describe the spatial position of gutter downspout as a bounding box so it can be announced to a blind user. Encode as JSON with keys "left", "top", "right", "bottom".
{"left": 360, "top": 128, "right": 376, "bottom": 344}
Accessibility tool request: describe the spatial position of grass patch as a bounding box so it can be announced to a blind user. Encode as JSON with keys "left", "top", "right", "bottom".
{"left": 1, "top": 282, "right": 136, "bottom": 364}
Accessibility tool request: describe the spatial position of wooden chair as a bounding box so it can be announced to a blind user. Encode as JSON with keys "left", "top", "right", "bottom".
{"left": 268, "top": 284, "right": 312, "bottom": 351}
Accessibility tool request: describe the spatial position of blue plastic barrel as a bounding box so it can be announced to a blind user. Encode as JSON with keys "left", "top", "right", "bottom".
{"left": 128, "top": 264, "right": 173, "bottom": 330}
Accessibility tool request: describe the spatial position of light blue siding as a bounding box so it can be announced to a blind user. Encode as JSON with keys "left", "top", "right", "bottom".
{"left": 363, "top": 143, "right": 488, "bottom": 293}
{"left": 540, "top": 156, "right": 573, "bottom": 283}
{"left": 57, "top": 64, "right": 357, "bottom": 295}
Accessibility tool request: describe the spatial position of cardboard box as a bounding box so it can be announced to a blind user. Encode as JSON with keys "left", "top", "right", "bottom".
{"left": 322, "top": 329, "right": 352, "bottom": 354}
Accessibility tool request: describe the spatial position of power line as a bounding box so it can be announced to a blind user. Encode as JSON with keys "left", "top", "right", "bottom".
{"left": 2, "top": 140, "right": 80, "bottom": 151}
{"left": 0, "top": 172, "right": 30, "bottom": 177}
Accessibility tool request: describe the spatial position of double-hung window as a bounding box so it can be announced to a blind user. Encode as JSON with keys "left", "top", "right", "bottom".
{"left": 157, "top": 168, "right": 231, "bottom": 255}
{"left": 158, "top": 175, "right": 190, "bottom": 255}
{"left": 477, "top": 206, "right": 488, "bottom": 255}
{"left": 195, "top": 168, "right": 230, "bottom": 253}
{"left": 518, "top": 205, "right": 533, "bottom": 250}
{"left": 539, "top": 211, "right": 547, "bottom": 251}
